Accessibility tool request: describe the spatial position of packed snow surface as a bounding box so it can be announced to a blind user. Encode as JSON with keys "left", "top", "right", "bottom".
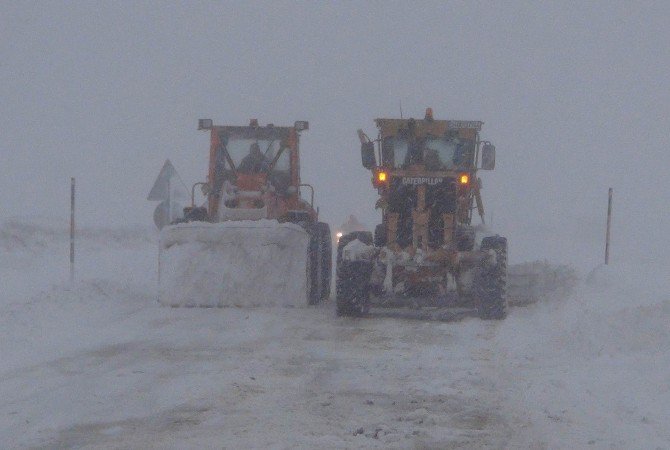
{"left": 1, "top": 218, "right": 668, "bottom": 448}
{"left": 159, "top": 220, "right": 309, "bottom": 307}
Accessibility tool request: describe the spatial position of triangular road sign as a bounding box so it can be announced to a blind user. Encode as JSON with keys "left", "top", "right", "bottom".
{"left": 147, "top": 159, "right": 188, "bottom": 201}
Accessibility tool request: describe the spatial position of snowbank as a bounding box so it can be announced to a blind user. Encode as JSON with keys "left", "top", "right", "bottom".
{"left": 495, "top": 261, "right": 670, "bottom": 448}
{"left": 0, "top": 218, "right": 155, "bottom": 308}
{"left": 0, "top": 217, "right": 154, "bottom": 253}
{"left": 500, "top": 261, "right": 669, "bottom": 359}
{"left": 159, "top": 221, "right": 310, "bottom": 307}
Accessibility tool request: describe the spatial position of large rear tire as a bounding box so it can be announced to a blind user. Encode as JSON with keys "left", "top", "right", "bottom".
{"left": 335, "top": 231, "right": 373, "bottom": 316}
{"left": 317, "top": 222, "right": 332, "bottom": 302}
{"left": 475, "top": 236, "right": 508, "bottom": 320}
{"left": 308, "top": 222, "right": 333, "bottom": 305}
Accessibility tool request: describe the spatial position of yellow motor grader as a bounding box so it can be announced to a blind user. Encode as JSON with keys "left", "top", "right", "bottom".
{"left": 336, "top": 109, "right": 507, "bottom": 319}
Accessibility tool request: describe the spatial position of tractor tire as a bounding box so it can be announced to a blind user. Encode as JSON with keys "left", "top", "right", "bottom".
{"left": 336, "top": 231, "right": 373, "bottom": 316}
{"left": 336, "top": 261, "right": 372, "bottom": 317}
{"left": 308, "top": 222, "right": 333, "bottom": 305}
{"left": 316, "top": 222, "right": 332, "bottom": 302}
{"left": 475, "top": 236, "right": 508, "bottom": 320}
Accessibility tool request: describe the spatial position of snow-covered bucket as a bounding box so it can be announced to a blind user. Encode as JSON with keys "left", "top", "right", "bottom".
{"left": 159, "top": 220, "right": 310, "bottom": 307}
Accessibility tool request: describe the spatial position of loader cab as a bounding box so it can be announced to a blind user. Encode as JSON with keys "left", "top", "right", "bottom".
{"left": 200, "top": 120, "right": 309, "bottom": 222}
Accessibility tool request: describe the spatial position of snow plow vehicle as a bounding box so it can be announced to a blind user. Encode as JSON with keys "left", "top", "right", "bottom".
{"left": 158, "top": 119, "right": 331, "bottom": 308}
{"left": 336, "top": 109, "right": 508, "bottom": 319}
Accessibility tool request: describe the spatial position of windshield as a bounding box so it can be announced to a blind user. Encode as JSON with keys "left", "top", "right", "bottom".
{"left": 212, "top": 134, "right": 292, "bottom": 194}
{"left": 382, "top": 136, "right": 474, "bottom": 170}
{"left": 224, "top": 138, "right": 289, "bottom": 172}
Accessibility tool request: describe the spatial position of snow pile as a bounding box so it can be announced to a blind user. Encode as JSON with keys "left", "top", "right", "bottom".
{"left": 159, "top": 220, "right": 310, "bottom": 307}
{"left": 1, "top": 218, "right": 154, "bottom": 306}
{"left": 501, "top": 262, "right": 669, "bottom": 359}
{"left": 495, "top": 261, "right": 670, "bottom": 448}
{"left": 574, "top": 263, "right": 670, "bottom": 355}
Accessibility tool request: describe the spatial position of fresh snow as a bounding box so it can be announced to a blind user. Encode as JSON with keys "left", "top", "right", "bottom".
{"left": 1, "top": 219, "right": 668, "bottom": 449}
{"left": 159, "top": 221, "right": 310, "bottom": 307}
{"left": 341, "top": 238, "right": 376, "bottom": 262}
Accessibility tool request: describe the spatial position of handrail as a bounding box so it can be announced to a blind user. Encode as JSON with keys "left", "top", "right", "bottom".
{"left": 299, "top": 183, "right": 314, "bottom": 208}
{"left": 191, "top": 182, "right": 208, "bottom": 207}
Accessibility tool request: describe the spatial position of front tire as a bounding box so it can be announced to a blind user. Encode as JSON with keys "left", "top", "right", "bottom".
{"left": 475, "top": 236, "right": 508, "bottom": 320}
{"left": 336, "top": 261, "right": 372, "bottom": 316}
{"left": 335, "top": 231, "right": 373, "bottom": 316}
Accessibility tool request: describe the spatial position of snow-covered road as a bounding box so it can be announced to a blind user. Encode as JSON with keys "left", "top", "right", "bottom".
{"left": 1, "top": 220, "right": 668, "bottom": 449}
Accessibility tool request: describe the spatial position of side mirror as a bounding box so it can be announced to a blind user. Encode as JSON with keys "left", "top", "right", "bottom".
{"left": 198, "top": 119, "right": 213, "bottom": 130}
{"left": 361, "top": 142, "right": 376, "bottom": 169}
{"left": 481, "top": 142, "right": 496, "bottom": 170}
{"left": 294, "top": 120, "right": 309, "bottom": 131}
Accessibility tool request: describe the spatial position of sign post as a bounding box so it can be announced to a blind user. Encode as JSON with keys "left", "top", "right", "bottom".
{"left": 167, "top": 175, "right": 172, "bottom": 224}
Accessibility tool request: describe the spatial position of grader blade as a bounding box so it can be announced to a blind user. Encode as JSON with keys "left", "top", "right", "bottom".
{"left": 507, "top": 261, "right": 578, "bottom": 306}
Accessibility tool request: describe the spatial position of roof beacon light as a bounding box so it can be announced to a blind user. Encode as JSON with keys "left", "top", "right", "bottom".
{"left": 460, "top": 174, "right": 469, "bottom": 185}
{"left": 378, "top": 171, "right": 388, "bottom": 182}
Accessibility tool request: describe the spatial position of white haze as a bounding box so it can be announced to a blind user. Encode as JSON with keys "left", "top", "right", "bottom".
{"left": 2, "top": 1, "right": 670, "bottom": 271}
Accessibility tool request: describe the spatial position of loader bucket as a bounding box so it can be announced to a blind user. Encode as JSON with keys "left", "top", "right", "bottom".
{"left": 158, "top": 220, "right": 310, "bottom": 307}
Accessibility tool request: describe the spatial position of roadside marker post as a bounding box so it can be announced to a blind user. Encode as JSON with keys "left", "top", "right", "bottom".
{"left": 70, "top": 177, "right": 75, "bottom": 284}
{"left": 605, "top": 188, "right": 612, "bottom": 265}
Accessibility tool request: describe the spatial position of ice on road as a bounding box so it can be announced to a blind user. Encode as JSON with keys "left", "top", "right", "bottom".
{"left": 1, "top": 219, "right": 668, "bottom": 449}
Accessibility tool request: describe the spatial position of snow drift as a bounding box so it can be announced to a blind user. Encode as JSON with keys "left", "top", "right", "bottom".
{"left": 495, "top": 261, "right": 670, "bottom": 448}
{"left": 158, "top": 221, "right": 310, "bottom": 307}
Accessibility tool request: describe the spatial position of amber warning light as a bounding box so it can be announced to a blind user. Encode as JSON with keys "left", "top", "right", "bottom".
{"left": 460, "top": 174, "right": 469, "bottom": 185}
{"left": 373, "top": 170, "right": 389, "bottom": 188}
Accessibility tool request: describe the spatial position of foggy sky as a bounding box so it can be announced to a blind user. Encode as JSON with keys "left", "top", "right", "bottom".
{"left": 2, "top": 1, "right": 669, "bottom": 271}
